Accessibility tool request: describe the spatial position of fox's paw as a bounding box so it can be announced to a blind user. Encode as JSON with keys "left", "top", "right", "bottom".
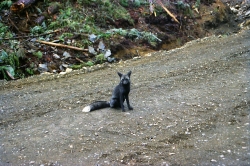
{"left": 128, "top": 106, "right": 133, "bottom": 110}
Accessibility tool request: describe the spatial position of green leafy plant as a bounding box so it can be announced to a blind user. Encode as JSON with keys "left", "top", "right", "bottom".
{"left": 59, "top": 33, "right": 74, "bottom": 41}
{"left": 107, "top": 28, "right": 161, "bottom": 44}
{"left": 0, "top": 22, "right": 10, "bottom": 40}
{"left": 0, "top": 50, "right": 20, "bottom": 80}
{"left": 96, "top": 53, "right": 106, "bottom": 63}
{"left": 0, "top": 50, "right": 19, "bottom": 69}
{"left": 120, "top": 0, "right": 129, "bottom": 7}
{"left": 77, "top": 0, "right": 97, "bottom": 5}
{"left": 0, "top": 50, "right": 8, "bottom": 64}
{"left": 195, "top": 0, "right": 200, "bottom": 9}
{"left": 25, "top": 68, "right": 34, "bottom": 75}
{"left": 48, "top": 21, "right": 59, "bottom": 29}
{"left": 48, "top": 5, "right": 97, "bottom": 33}
{"left": 0, "top": 65, "right": 14, "bottom": 80}
{"left": 48, "top": 8, "right": 73, "bottom": 29}
{"left": 96, "top": 0, "right": 134, "bottom": 26}
{"left": 176, "top": 0, "right": 193, "bottom": 17}
{"left": 30, "top": 26, "right": 45, "bottom": 34}
{"left": 33, "top": 51, "right": 43, "bottom": 59}
{"left": 0, "top": 0, "right": 12, "bottom": 10}
{"left": 85, "top": 61, "right": 94, "bottom": 66}
{"left": 133, "top": 0, "right": 141, "bottom": 7}
{"left": 71, "top": 64, "right": 84, "bottom": 70}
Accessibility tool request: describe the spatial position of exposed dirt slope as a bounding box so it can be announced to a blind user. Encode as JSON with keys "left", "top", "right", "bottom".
{"left": 0, "top": 30, "right": 249, "bottom": 165}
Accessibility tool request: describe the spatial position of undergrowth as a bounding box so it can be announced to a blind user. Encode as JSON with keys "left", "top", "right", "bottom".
{"left": 0, "top": 0, "right": 201, "bottom": 80}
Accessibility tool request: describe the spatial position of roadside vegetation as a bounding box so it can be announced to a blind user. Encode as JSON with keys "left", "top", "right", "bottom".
{"left": 0, "top": 0, "right": 238, "bottom": 80}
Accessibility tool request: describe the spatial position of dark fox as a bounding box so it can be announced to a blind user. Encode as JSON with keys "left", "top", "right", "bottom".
{"left": 82, "top": 71, "right": 133, "bottom": 112}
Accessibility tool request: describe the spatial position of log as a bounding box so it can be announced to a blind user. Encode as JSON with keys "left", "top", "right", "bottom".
{"left": 35, "top": 15, "right": 45, "bottom": 25}
{"left": 10, "top": 0, "right": 37, "bottom": 12}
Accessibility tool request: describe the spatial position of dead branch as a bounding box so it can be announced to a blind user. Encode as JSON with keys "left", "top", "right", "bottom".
{"left": 10, "top": 0, "right": 37, "bottom": 12}
{"left": 75, "top": 57, "right": 86, "bottom": 63}
{"left": 36, "top": 40, "right": 88, "bottom": 52}
{"left": 156, "top": 0, "right": 180, "bottom": 24}
{"left": 7, "top": 18, "right": 22, "bottom": 33}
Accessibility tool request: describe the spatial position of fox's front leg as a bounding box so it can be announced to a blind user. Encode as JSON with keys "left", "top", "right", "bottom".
{"left": 125, "top": 95, "right": 133, "bottom": 110}
{"left": 119, "top": 95, "right": 125, "bottom": 111}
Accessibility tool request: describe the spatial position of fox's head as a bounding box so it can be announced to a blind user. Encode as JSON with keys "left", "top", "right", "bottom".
{"left": 118, "top": 71, "right": 131, "bottom": 85}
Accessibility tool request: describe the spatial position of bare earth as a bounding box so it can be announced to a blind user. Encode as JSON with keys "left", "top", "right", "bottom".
{"left": 0, "top": 30, "right": 249, "bottom": 166}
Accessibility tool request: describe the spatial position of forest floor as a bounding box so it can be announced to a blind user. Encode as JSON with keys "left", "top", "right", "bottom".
{"left": 0, "top": 28, "right": 249, "bottom": 165}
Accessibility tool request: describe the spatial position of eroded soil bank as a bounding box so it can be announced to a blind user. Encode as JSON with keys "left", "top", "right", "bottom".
{"left": 1, "top": 0, "right": 249, "bottom": 80}
{"left": 0, "top": 30, "right": 250, "bottom": 165}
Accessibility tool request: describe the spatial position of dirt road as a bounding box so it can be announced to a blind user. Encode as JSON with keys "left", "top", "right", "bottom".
{"left": 0, "top": 30, "right": 250, "bottom": 165}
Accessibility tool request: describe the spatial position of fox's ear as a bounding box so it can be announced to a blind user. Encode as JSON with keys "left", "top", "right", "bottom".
{"left": 117, "top": 72, "right": 123, "bottom": 77}
{"left": 127, "top": 71, "right": 132, "bottom": 77}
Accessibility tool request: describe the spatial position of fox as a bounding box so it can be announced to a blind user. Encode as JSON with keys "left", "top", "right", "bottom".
{"left": 82, "top": 71, "right": 133, "bottom": 112}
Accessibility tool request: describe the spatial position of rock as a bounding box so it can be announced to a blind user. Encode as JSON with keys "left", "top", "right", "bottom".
{"left": 62, "top": 64, "right": 69, "bottom": 68}
{"left": 98, "top": 41, "right": 105, "bottom": 51}
{"left": 29, "top": 161, "right": 35, "bottom": 164}
{"left": 88, "top": 46, "right": 97, "bottom": 55}
{"left": 107, "top": 57, "right": 115, "bottom": 62}
{"left": 30, "top": 38, "right": 37, "bottom": 42}
{"left": 161, "top": 162, "right": 169, "bottom": 166}
{"left": 230, "top": 7, "right": 238, "bottom": 14}
{"left": 59, "top": 72, "right": 66, "bottom": 75}
{"left": 245, "top": 10, "right": 250, "bottom": 17}
{"left": 66, "top": 39, "right": 71, "bottom": 45}
{"left": 211, "top": 159, "right": 217, "bottom": 162}
{"left": 38, "top": 64, "right": 48, "bottom": 73}
{"left": 65, "top": 68, "right": 72, "bottom": 73}
{"left": 53, "top": 54, "right": 60, "bottom": 59}
{"left": 89, "top": 34, "right": 97, "bottom": 43}
{"left": 41, "top": 72, "right": 51, "bottom": 75}
{"left": 104, "top": 49, "right": 111, "bottom": 58}
{"left": 132, "top": 56, "right": 141, "bottom": 60}
{"left": 63, "top": 51, "right": 71, "bottom": 58}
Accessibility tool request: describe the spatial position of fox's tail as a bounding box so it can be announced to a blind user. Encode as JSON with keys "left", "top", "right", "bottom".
{"left": 82, "top": 101, "right": 110, "bottom": 112}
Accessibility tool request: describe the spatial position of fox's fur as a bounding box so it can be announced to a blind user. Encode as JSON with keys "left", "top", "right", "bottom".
{"left": 82, "top": 71, "right": 133, "bottom": 112}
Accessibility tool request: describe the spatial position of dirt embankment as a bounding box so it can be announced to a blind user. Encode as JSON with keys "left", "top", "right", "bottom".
{"left": 0, "top": 30, "right": 250, "bottom": 165}
{"left": 2, "top": 0, "right": 249, "bottom": 80}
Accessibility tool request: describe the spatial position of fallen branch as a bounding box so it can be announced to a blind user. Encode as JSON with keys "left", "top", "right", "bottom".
{"left": 156, "top": 0, "right": 180, "bottom": 24}
{"left": 75, "top": 57, "right": 86, "bottom": 63}
{"left": 7, "top": 17, "right": 22, "bottom": 33}
{"left": 10, "top": 0, "right": 37, "bottom": 12}
{"left": 37, "top": 40, "right": 88, "bottom": 52}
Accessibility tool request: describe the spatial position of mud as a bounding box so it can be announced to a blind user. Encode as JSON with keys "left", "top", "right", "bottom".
{"left": 0, "top": 30, "right": 250, "bottom": 165}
